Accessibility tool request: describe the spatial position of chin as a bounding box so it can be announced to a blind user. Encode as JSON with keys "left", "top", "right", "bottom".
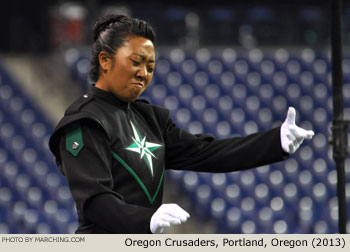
{"left": 129, "top": 91, "right": 143, "bottom": 101}
{"left": 126, "top": 94, "right": 140, "bottom": 102}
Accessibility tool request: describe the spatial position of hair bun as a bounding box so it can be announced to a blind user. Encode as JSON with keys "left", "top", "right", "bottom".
{"left": 92, "top": 14, "right": 129, "bottom": 41}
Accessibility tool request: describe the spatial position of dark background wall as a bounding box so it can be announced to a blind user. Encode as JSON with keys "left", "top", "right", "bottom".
{"left": 1, "top": 0, "right": 349, "bottom": 53}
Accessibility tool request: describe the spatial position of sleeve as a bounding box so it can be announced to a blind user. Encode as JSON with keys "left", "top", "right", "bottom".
{"left": 58, "top": 120, "right": 155, "bottom": 233}
{"left": 164, "top": 119, "right": 288, "bottom": 172}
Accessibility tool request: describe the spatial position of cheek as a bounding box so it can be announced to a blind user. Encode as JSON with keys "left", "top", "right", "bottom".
{"left": 147, "top": 73, "right": 154, "bottom": 83}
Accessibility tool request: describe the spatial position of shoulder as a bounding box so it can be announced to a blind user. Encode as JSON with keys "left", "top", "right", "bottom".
{"left": 56, "top": 92, "right": 105, "bottom": 132}
{"left": 49, "top": 92, "right": 107, "bottom": 159}
{"left": 64, "top": 93, "right": 93, "bottom": 116}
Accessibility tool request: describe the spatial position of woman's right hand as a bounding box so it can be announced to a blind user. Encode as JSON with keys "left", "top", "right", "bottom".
{"left": 150, "top": 203, "right": 190, "bottom": 233}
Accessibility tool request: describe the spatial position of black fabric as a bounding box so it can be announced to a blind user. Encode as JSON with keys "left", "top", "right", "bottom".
{"left": 58, "top": 120, "right": 154, "bottom": 233}
{"left": 49, "top": 86, "right": 288, "bottom": 234}
{"left": 164, "top": 119, "right": 288, "bottom": 172}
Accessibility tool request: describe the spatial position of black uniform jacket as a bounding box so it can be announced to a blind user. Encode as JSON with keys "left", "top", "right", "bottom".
{"left": 49, "top": 86, "right": 288, "bottom": 234}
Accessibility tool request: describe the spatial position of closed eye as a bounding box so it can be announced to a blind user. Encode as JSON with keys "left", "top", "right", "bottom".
{"left": 131, "top": 59, "right": 141, "bottom": 66}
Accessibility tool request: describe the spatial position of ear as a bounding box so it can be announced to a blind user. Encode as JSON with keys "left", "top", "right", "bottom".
{"left": 98, "top": 51, "right": 112, "bottom": 73}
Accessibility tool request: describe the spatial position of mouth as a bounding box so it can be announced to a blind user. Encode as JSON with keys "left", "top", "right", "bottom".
{"left": 133, "top": 83, "right": 144, "bottom": 88}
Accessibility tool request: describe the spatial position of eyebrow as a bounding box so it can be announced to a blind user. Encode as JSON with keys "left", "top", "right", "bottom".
{"left": 131, "top": 53, "right": 155, "bottom": 63}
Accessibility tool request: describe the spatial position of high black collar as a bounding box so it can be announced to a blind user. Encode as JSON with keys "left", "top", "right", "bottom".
{"left": 90, "top": 86, "right": 131, "bottom": 109}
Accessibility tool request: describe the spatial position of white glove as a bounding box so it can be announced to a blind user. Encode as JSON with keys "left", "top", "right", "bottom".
{"left": 280, "top": 107, "right": 314, "bottom": 154}
{"left": 150, "top": 203, "right": 190, "bottom": 233}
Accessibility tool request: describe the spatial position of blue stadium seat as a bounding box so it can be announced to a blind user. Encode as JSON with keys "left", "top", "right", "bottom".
{"left": 259, "top": 84, "right": 274, "bottom": 106}
{"left": 202, "top": 108, "right": 218, "bottom": 129}
{"left": 155, "top": 59, "right": 171, "bottom": 77}
{"left": 150, "top": 84, "right": 167, "bottom": 105}
{"left": 274, "top": 48, "right": 289, "bottom": 65}
{"left": 298, "top": 197, "right": 314, "bottom": 232}
{"left": 225, "top": 207, "right": 241, "bottom": 230}
{"left": 169, "top": 48, "right": 185, "bottom": 66}
{"left": 53, "top": 209, "right": 71, "bottom": 233}
{"left": 221, "top": 48, "right": 237, "bottom": 66}
{"left": 0, "top": 187, "right": 12, "bottom": 208}
{"left": 273, "top": 219, "right": 289, "bottom": 233}
{"left": 36, "top": 223, "right": 51, "bottom": 234}
{"left": 166, "top": 72, "right": 182, "bottom": 91}
{"left": 225, "top": 184, "right": 241, "bottom": 205}
{"left": 204, "top": 84, "right": 221, "bottom": 105}
{"left": 67, "top": 221, "right": 78, "bottom": 234}
{"left": 193, "top": 71, "right": 209, "bottom": 90}
{"left": 312, "top": 182, "right": 327, "bottom": 203}
{"left": 230, "top": 108, "right": 246, "bottom": 133}
{"left": 175, "top": 108, "right": 191, "bottom": 128}
{"left": 312, "top": 59, "right": 328, "bottom": 76}
{"left": 15, "top": 174, "right": 31, "bottom": 196}
{"left": 246, "top": 72, "right": 262, "bottom": 92}
{"left": 245, "top": 95, "right": 260, "bottom": 117}
{"left": 163, "top": 96, "right": 179, "bottom": 112}
{"left": 241, "top": 220, "right": 257, "bottom": 234}
{"left": 270, "top": 197, "right": 285, "bottom": 220}
{"left": 27, "top": 186, "right": 43, "bottom": 208}
{"left": 257, "top": 108, "right": 273, "bottom": 129}
{"left": 2, "top": 161, "right": 19, "bottom": 185}
{"left": 195, "top": 184, "right": 212, "bottom": 218}
{"left": 219, "top": 71, "right": 235, "bottom": 91}
{"left": 232, "top": 84, "right": 247, "bottom": 106}
{"left": 233, "top": 59, "right": 249, "bottom": 79}
{"left": 282, "top": 183, "right": 298, "bottom": 204}
{"left": 181, "top": 59, "right": 197, "bottom": 77}
{"left": 314, "top": 220, "right": 329, "bottom": 234}
{"left": 210, "top": 197, "right": 226, "bottom": 219}
{"left": 257, "top": 206, "right": 274, "bottom": 232}
{"left": 217, "top": 95, "right": 233, "bottom": 115}
{"left": 183, "top": 172, "right": 199, "bottom": 192}
{"left": 272, "top": 71, "right": 288, "bottom": 92}
{"left": 243, "top": 121, "right": 258, "bottom": 135}
{"left": 312, "top": 134, "right": 327, "bottom": 155}
{"left": 190, "top": 95, "right": 206, "bottom": 113}
{"left": 300, "top": 48, "right": 316, "bottom": 66}
{"left": 260, "top": 59, "right": 275, "bottom": 77}
{"left": 0, "top": 223, "right": 10, "bottom": 234}
{"left": 215, "top": 121, "right": 231, "bottom": 138}
{"left": 254, "top": 183, "right": 270, "bottom": 204}
{"left": 178, "top": 84, "right": 194, "bottom": 105}
{"left": 286, "top": 59, "right": 301, "bottom": 76}
{"left": 187, "top": 121, "right": 204, "bottom": 135}
{"left": 240, "top": 197, "right": 256, "bottom": 218}
{"left": 240, "top": 171, "right": 256, "bottom": 193}
{"left": 196, "top": 48, "right": 212, "bottom": 67}
{"left": 208, "top": 60, "right": 223, "bottom": 76}
{"left": 23, "top": 208, "right": 39, "bottom": 232}
{"left": 211, "top": 173, "right": 227, "bottom": 192}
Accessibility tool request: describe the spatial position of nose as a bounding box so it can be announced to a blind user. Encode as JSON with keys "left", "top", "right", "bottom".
{"left": 136, "top": 67, "right": 147, "bottom": 82}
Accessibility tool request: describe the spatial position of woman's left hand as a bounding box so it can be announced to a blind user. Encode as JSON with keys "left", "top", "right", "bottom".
{"left": 280, "top": 107, "right": 315, "bottom": 154}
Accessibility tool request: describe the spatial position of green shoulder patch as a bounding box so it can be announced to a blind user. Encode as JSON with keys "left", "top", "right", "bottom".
{"left": 65, "top": 123, "right": 84, "bottom": 156}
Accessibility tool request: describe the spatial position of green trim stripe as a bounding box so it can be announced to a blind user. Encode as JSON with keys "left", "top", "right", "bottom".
{"left": 111, "top": 152, "right": 164, "bottom": 204}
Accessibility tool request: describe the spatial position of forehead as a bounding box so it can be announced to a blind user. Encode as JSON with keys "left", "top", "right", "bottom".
{"left": 117, "top": 36, "right": 155, "bottom": 59}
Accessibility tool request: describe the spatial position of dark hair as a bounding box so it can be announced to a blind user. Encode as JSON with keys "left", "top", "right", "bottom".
{"left": 89, "top": 14, "right": 156, "bottom": 82}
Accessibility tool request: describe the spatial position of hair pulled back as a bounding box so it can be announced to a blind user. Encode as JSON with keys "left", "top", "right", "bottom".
{"left": 89, "top": 14, "right": 156, "bottom": 82}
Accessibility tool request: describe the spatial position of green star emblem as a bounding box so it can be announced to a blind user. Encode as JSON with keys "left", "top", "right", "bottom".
{"left": 125, "top": 121, "right": 162, "bottom": 177}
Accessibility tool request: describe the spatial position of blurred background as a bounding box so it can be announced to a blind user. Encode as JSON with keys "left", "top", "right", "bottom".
{"left": 0, "top": 0, "right": 350, "bottom": 234}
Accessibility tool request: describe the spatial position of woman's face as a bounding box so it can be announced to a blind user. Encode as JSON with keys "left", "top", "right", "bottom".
{"left": 98, "top": 35, "right": 155, "bottom": 102}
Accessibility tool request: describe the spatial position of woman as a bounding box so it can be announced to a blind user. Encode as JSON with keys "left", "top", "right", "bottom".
{"left": 49, "top": 14, "right": 314, "bottom": 234}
